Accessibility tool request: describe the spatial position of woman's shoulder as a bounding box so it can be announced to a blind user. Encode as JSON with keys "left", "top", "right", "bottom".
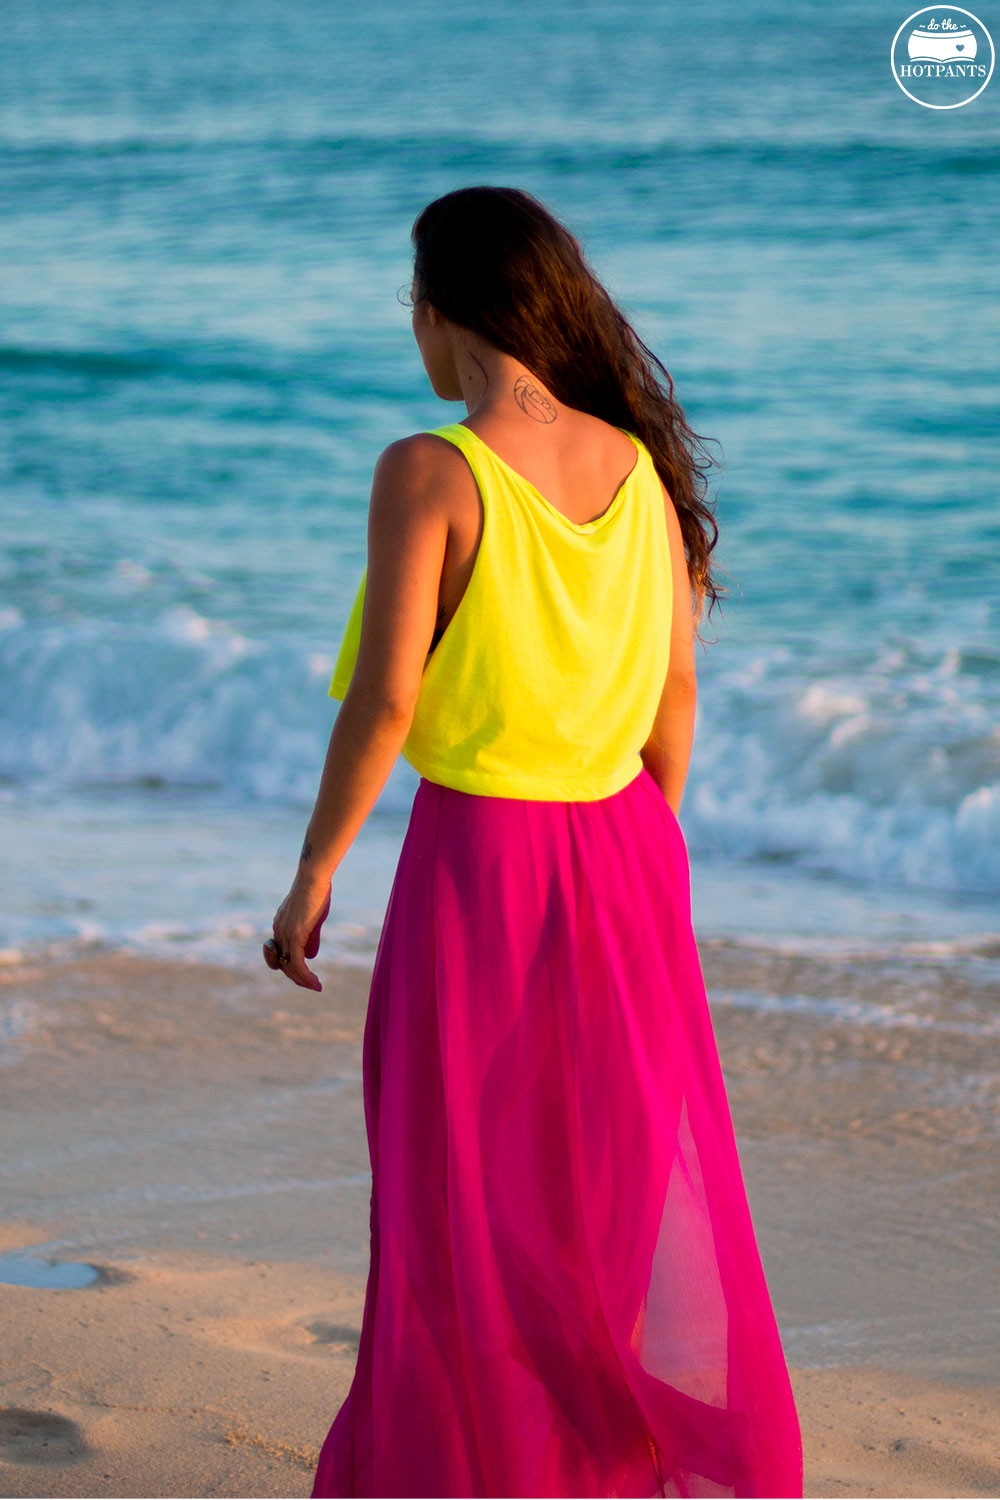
{"left": 369, "top": 428, "right": 479, "bottom": 521}
{"left": 375, "top": 425, "right": 476, "bottom": 471}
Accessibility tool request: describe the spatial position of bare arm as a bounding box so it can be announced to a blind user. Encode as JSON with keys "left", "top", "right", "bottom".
{"left": 640, "top": 483, "right": 698, "bottom": 817}
{"left": 266, "top": 436, "right": 454, "bottom": 989}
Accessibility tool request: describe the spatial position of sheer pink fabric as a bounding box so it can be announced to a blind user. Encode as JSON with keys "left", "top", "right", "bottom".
{"left": 312, "top": 769, "right": 803, "bottom": 1498}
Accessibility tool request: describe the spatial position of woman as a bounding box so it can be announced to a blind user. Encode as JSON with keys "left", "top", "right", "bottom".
{"left": 264, "top": 186, "right": 803, "bottom": 1499}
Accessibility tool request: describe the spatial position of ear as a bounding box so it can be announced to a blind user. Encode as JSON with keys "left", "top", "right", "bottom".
{"left": 426, "top": 303, "right": 440, "bottom": 328}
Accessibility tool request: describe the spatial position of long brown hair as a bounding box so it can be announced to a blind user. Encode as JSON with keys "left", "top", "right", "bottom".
{"left": 411, "top": 186, "right": 722, "bottom": 623}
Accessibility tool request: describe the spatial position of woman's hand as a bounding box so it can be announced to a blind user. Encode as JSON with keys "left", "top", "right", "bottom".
{"left": 264, "top": 879, "right": 331, "bottom": 991}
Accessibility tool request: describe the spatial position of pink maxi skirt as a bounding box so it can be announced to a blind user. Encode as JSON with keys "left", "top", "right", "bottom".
{"left": 311, "top": 768, "right": 803, "bottom": 1498}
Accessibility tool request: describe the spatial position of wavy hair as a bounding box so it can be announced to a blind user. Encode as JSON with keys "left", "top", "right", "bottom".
{"left": 411, "top": 186, "right": 723, "bottom": 624}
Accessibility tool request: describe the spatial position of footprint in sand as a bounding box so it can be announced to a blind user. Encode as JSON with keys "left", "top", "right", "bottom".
{"left": 306, "top": 1322, "right": 361, "bottom": 1352}
{"left": 0, "top": 1408, "right": 88, "bottom": 1466}
{"left": 189, "top": 1312, "right": 361, "bottom": 1360}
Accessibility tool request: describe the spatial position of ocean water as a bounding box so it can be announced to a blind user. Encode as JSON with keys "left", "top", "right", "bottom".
{"left": 1, "top": 0, "right": 998, "bottom": 964}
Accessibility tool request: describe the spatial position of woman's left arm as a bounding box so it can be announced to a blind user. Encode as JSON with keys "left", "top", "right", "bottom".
{"left": 266, "top": 435, "right": 452, "bottom": 990}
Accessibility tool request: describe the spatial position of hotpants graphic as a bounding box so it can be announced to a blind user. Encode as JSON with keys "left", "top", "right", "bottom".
{"left": 891, "top": 7, "right": 995, "bottom": 106}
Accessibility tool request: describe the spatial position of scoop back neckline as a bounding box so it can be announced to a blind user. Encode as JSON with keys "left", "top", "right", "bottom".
{"left": 447, "top": 423, "right": 642, "bottom": 534}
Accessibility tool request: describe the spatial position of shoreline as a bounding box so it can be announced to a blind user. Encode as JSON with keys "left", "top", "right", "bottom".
{"left": 1, "top": 947, "right": 999, "bottom": 1497}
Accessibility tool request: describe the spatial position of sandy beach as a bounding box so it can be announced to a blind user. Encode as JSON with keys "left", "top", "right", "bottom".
{"left": 2, "top": 942, "right": 999, "bottom": 1499}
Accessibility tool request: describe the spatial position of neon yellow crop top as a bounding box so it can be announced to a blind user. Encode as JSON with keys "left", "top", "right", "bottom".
{"left": 329, "top": 423, "right": 673, "bottom": 801}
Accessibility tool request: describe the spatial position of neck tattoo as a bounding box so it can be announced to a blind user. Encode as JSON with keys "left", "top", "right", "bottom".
{"left": 514, "top": 375, "right": 557, "bottom": 423}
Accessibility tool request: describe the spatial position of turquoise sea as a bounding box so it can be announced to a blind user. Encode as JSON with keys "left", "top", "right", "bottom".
{"left": 2, "top": 0, "right": 999, "bottom": 965}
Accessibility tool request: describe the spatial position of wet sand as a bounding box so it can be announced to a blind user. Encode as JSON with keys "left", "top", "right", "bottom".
{"left": 1, "top": 945, "right": 999, "bottom": 1498}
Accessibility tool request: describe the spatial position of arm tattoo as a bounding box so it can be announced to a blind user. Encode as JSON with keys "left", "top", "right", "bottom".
{"left": 299, "top": 838, "right": 313, "bottom": 863}
{"left": 513, "top": 375, "right": 557, "bottom": 423}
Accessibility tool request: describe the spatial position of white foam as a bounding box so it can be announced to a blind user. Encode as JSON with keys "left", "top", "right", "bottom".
{"left": 685, "top": 638, "right": 1000, "bottom": 896}
{"left": 713, "top": 989, "right": 1000, "bottom": 1037}
{"left": 1, "top": 618, "right": 999, "bottom": 905}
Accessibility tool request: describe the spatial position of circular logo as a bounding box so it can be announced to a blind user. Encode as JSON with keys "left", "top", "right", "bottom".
{"left": 891, "top": 7, "right": 995, "bottom": 107}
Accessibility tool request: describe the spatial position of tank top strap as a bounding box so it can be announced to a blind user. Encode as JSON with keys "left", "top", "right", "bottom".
{"left": 424, "top": 423, "right": 499, "bottom": 506}
{"left": 425, "top": 422, "right": 483, "bottom": 453}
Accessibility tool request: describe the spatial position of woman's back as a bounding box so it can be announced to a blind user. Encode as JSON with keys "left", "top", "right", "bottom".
{"left": 462, "top": 402, "right": 643, "bottom": 528}
{"left": 330, "top": 416, "right": 673, "bottom": 801}
{"left": 416, "top": 406, "right": 669, "bottom": 671}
